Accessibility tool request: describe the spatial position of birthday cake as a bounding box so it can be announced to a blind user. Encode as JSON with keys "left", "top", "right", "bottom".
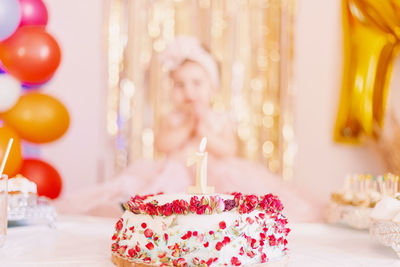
{"left": 111, "top": 138, "right": 289, "bottom": 266}
{"left": 8, "top": 174, "right": 38, "bottom": 208}
{"left": 111, "top": 193, "right": 289, "bottom": 266}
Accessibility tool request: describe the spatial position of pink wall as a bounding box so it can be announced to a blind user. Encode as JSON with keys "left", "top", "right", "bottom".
{"left": 40, "top": 0, "right": 107, "bottom": 195}
{"left": 294, "top": 0, "right": 385, "bottom": 201}
{"left": 42, "top": 0, "right": 386, "bottom": 201}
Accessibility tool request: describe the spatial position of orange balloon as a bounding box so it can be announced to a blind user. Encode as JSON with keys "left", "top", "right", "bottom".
{"left": 0, "top": 93, "right": 70, "bottom": 143}
{"left": 0, "top": 26, "right": 61, "bottom": 84}
{"left": 0, "top": 125, "right": 22, "bottom": 176}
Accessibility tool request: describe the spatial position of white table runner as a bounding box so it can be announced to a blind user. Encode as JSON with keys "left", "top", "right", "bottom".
{"left": 0, "top": 216, "right": 399, "bottom": 266}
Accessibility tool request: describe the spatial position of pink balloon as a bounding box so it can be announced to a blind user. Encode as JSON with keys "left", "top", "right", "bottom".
{"left": 19, "top": 0, "right": 48, "bottom": 26}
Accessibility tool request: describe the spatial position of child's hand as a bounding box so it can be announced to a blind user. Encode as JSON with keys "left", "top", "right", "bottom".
{"left": 197, "top": 109, "right": 223, "bottom": 137}
{"left": 170, "top": 104, "right": 196, "bottom": 128}
{"left": 155, "top": 104, "right": 197, "bottom": 153}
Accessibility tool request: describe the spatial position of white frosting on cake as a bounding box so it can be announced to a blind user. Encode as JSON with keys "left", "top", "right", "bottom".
{"left": 111, "top": 193, "right": 289, "bottom": 266}
{"left": 8, "top": 175, "right": 37, "bottom": 194}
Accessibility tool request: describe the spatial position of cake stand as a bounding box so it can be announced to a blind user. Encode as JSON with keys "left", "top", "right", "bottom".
{"left": 370, "top": 218, "right": 400, "bottom": 257}
{"left": 325, "top": 201, "right": 371, "bottom": 230}
{"left": 111, "top": 252, "right": 290, "bottom": 267}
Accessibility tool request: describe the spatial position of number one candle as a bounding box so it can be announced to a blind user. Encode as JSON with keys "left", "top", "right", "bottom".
{"left": 187, "top": 137, "right": 215, "bottom": 194}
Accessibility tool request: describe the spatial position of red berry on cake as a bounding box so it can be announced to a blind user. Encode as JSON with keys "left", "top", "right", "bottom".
{"left": 203, "top": 242, "right": 209, "bottom": 247}
{"left": 164, "top": 203, "right": 173, "bottom": 216}
{"left": 193, "top": 231, "right": 198, "bottom": 236}
{"left": 164, "top": 233, "right": 169, "bottom": 242}
{"left": 250, "top": 238, "right": 258, "bottom": 249}
{"left": 111, "top": 243, "right": 119, "bottom": 252}
{"left": 261, "top": 253, "right": 267, "bottom": 263}
{"left": 145, "top": 242, "right": 154, "bottom": 250}
{"left": 239, "top": 204, "right": 249, "bottom": 214}
{"left": 222, "top": 236, "right": 231, "bottom": 245}
{"left": 219, "top": 221, "right": 226, "bottom": 229}
{"left": 115, "top": 218, "right": 123, "bottom": 231}
{"left": 268, "top": 235, "right": 277, "bottom": 246}
{"left": 196, "top": 205, "right": 207, "bottom": 215}
{"left": 233, "top": 193, "right": 243, "bottom": 205}
{"left": 157, "top": 252, "right": 166, "bottom": 258}
{"left": 247, "top": 251, "right": 256, "bottom": 258}
{"left": 146, "top": 203, "right": 157, "bottom": 215}
{"left": 127, "top": 248, "right": 136, "bottom": 257}
{"left": 186, "top": 231, "right": 192, "bottom": 238}
{"left": 224, "top": 199, "right": 236, "bottom": 211}
{"left": 144, "top": 228, "right": 153, "bottom": 238}
{"left": 231, "top": 257, "right": 241, "bottom": 266}
{"left": 215, "top": 242, "right": 223, "bottom": 251}
{"left": 141, "top": 223, "right": 147, "bottom": 229}
{"left": 135, "top": 242, "right": 140, "bottom": 252}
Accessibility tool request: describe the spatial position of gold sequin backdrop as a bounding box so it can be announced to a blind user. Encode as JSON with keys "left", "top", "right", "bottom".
{"left": 104, "top": 0, "right": 295, "bottom": 180}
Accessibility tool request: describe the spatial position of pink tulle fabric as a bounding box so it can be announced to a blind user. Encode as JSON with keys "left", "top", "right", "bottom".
{"left": 55, "top": 155, "right": 322, "bottom": 222}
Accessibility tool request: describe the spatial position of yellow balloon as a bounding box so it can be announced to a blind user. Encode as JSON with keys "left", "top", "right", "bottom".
{"left": 0, "top": 92, "right": 70, "bottom": 143}
{"left": 335, "top": 0, "right": 400, "bottom": 143}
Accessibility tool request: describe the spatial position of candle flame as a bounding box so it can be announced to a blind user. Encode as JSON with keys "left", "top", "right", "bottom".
{"left": 199, "top": 137, "right": 207, "bottom": 152}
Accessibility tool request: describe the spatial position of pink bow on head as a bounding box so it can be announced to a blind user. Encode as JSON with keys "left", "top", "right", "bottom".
{"left": 159, "top": 36, "right": 220, "bottom": 88}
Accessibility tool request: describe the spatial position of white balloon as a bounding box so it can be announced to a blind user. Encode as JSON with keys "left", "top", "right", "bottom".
{"left": 0, "top": 75, "right": 21, "bottom": 112}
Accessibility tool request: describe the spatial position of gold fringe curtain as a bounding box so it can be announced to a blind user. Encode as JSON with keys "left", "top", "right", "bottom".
{"left": 104, "top": 0, "right": 296, "bottom": 180}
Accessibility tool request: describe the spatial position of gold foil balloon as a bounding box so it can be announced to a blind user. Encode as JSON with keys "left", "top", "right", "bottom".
{"left": 335, "top": 0, "right": 400, "bottom": 143}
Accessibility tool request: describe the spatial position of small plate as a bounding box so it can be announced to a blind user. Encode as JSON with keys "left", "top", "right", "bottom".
{"left": 8, "top": 196, "right": 57, "bottom": 227}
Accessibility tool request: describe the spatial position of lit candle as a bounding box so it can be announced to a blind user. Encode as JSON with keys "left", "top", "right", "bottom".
{"left": 187, "top": 137, "right": 215, "bottom": 195}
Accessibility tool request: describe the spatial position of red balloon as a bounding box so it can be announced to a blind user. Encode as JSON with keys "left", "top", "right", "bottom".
{"left": 19, "top": 0, "right": 48, "bottom": 26}
{"left": 0, "top": 26, "right": 61, "bottom": 84}
{"left": 19, "top": 158, "right": 62, "bottom": 199}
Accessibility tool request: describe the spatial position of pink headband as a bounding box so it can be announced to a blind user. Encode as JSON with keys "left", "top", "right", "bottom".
{"left": 159, "top": 36, "right": 220, "bottom": 88}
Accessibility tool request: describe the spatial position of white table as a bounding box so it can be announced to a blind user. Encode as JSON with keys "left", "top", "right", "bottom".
{"left": 0, "top": 216, "right": 399, "bottom": 267}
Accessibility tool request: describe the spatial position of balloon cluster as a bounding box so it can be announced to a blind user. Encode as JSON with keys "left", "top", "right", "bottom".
{"left": 0, "top": 0, "right": 68, "bottom": 199}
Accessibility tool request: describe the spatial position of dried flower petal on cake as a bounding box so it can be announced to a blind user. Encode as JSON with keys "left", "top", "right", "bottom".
{"left": 115, "top": 218, "right": 123, "bottom": 231}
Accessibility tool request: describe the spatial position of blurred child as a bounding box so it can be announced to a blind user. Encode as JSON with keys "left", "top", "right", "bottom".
{"left": 56, "top": 36, "right": 321, "bottom": 222}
